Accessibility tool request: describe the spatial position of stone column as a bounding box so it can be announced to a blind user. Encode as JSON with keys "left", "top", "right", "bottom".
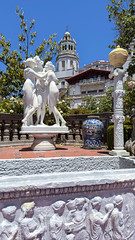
{"left": 109, "top": 69, "right": 129, "bottom": 156}
{"left": 109, "top": 46, "right": 129, "bottom": 156}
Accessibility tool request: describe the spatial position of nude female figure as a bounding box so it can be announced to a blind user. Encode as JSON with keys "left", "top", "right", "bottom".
{"left": 22, "top": 57, "right": 47, "bottom": 126}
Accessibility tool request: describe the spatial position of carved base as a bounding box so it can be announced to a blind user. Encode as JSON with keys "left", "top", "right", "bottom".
{"left": 31, "top": 133, "right": 56, "bottom": 151}
{"left": 109, "top": 149, "right": 130, "bottom": 157}
{"left": 20, "top": 124, "right": 69, "bottom": 151}
{"left": 21, "top": 124, "right": 69, "bottom": 133}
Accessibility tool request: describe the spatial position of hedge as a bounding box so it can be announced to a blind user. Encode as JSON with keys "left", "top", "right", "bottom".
{"left": 107, "top": 121, "right": 132, "bottom": 150}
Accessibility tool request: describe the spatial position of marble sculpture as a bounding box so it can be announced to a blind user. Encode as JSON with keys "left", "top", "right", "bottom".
{"left": 22, "top": 56, "right": 66, "bottom": 127}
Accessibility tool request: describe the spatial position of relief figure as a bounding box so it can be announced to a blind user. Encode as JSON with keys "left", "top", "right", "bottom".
{"left": 49, "top": 200, "right": 65, "bottom": 240}
{"left": 104, "top": 203, "right": 114, "bottom": 240}
{"left": 0, "top": 206, "right": 18, "bottom": 240}
{"left": 89, "top": 196, "right": 112, "bottom": 240}
{"left": 20, "top": 201, "right": 46, "bottom": 240}
{"left": 65, "top": 198, "right": 89, "bottom": 239}
{"left": 111, "top": 196, "right": 124, "bottom": 240}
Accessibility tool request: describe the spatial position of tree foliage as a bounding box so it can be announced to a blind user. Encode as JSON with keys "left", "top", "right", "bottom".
{"left": 0, "top": 34, "right": 24, "bottom": 98}
{"left": 69, "top": 88, "right": 114, "bottom": 115}
{"left": 0, "top": 7, "right": 59, "bottom": 100}
{"left": 98, "top": 87, "right": 113, "bottom": 113}
{"left": 16, "top": 7, "right": 59, "bottom": 65}
{"left": 16, "top": 6, "right": 37, "bottom": 59}
{"left": 107, "top": 0, "right": 135, "bottom": 49}
{"left": 123, "top": 80, "right": 135, "bottom": 115}
{"left": 107, "top": 0, "right": 135, "bottom": 75}
{"left": 79, "top": 95, "right": 98, "bottom": 114}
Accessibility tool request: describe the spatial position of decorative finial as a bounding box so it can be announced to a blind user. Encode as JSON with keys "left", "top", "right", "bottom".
{"left": 109, "top": 46, "right": 128, "bottom": 68}
{"left": 66, "top": 25, "right": 69, "bottom": 32}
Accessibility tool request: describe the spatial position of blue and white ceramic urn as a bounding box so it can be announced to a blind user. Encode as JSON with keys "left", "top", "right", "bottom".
{"left": 82, "top": 117, "right": 103, "bottom": 149}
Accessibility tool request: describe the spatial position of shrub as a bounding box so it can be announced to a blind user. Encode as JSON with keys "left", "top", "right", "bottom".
{"left": 107, "top": 125, "right": 114, "bottom": 150}
{"left": 107, "top": 119, "right": 132, "bottom": 150}
{"left": 0, "top": 97, "right": 24, "bottom": 114}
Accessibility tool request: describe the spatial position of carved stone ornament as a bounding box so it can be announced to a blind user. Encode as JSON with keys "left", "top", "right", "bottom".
{"left": 0, "top": 194, "right": 134, "bottom": 240}
{"left": 109, "top": 45, "right": 128, "bottom": 68}
{"left": 109, "top": 51, "right": 129, "bottom": 156}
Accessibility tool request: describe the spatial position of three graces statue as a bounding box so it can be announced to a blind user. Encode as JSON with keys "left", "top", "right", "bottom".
{"left": 22, "top": 56, "right": 66, "bottom": 127}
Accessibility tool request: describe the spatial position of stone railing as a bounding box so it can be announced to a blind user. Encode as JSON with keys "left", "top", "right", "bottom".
{"left": 0, "top": 113, "right": 34, "bottom": 146}
{"left": 0, "top": 113, "right": 112, "bottom": 146}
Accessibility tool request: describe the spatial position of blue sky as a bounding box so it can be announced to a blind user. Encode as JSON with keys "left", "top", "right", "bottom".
{"left": 0, "top": 0, "right": 115, "bottom": 68}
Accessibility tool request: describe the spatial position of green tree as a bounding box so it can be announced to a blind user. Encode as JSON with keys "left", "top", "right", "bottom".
{"left": 16, "top": 6, "right": 37, "bottom": 59}
{"left": 79, "top": 95, "right": 98, "bottom": 114}
{"left": 98, "top": 87, "right": 113, "bottom": 113}
{"left": 107, "top": 0, "right": 135, "bottom": 75}
{"left": 0, "top": 7, "right": 59, "bottom": 100}
{"left": 123, "top": 80, "right": 135, "bottom": 115}
{"left": 0, "top": 34, "right": 24, "bottom": 98}
{"left": 16, "top": 7, "right": 59, "bottom": 65}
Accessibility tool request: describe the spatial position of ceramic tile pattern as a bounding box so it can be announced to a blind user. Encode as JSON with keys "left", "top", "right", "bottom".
{"left": 0, "top": 145, "right": 109, "bottom": 159}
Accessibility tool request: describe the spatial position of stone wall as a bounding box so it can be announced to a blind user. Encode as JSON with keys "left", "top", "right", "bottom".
{"left": 0, "top": 112, "right": 112, "bottom": 146}
{"left": 0, "top": 166, "right": 135, "bottom": 239}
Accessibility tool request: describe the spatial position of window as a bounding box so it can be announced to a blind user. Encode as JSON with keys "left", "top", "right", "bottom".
{"left": 93, "top": 76, "right": 97, "bottom": 82}
{"left": 81, "top": 91, "right": 86, "bottom": 95}
{"left": 62, "top": 61, "right": 65, "bottom": 71}
{"left": 99, "top": 89, "right": 104, "bottom": 92}
{"left": 71, "top": 45, "right": 73, "bottom": 50}
{"left": 57, "top": 63, "right": 59, "bottom": 71}
{"left": 97, "top": 75, "right": 101, "bottom": 81}
{"left": 88, "top": 90, "right": 97, "bottom": 94}
{"left": 70, "top": 60, "right": 73, "bottom": 68}
{"left": 65, "top": 45, "right": 67, "bottom": 50}
{"left": 61, "top": 81, "right": 65, "bottom": 87}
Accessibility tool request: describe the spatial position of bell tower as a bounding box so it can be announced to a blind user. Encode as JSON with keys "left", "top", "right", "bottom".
{"left": 55, "top": 31, "right": 79, "bottom": 78}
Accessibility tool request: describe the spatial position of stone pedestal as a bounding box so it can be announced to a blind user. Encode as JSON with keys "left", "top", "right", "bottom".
{"left": 31, "top": 133, "right": 56, "bottom": 150}
{"left": 109, "top": 69, "right": 129, "bottom": 157}
{"left": 20, "top": 125, "right": 69, "bottom": 151}
{"left": 108, "top": 46, "right": 129, "bottom": 157}
{"left": 109, "top": 149, "right": 130, "bottom": 156}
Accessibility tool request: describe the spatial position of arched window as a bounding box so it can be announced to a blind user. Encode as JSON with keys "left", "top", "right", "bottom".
{"left": 62, "top": 61, "right": 65, "bottom": 71}
{"left": 57, "top": 63, "right": 59, "bottom": 71}
{"left": 70, "top": 60, "right": 73, "bottom": 68}
{"left": 65, "top": 45, "right": 67, "bottom": 50}
{"left": 71, "top": 45, "right": 73, "bottom": 50}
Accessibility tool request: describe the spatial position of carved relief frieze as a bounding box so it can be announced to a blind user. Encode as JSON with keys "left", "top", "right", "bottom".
{"left": 112, "top": 90, "right": 125, "bottom": 110}
{"left": 0, "top": 194, "right": 135, "bottom": 240}
{"left": 114, "top": 124, "right": 124, "bottom": 147}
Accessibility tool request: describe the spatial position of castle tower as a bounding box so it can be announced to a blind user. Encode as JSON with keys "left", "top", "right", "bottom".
{"left": 55, "top": 31, "right": 79, "bottom": 80}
